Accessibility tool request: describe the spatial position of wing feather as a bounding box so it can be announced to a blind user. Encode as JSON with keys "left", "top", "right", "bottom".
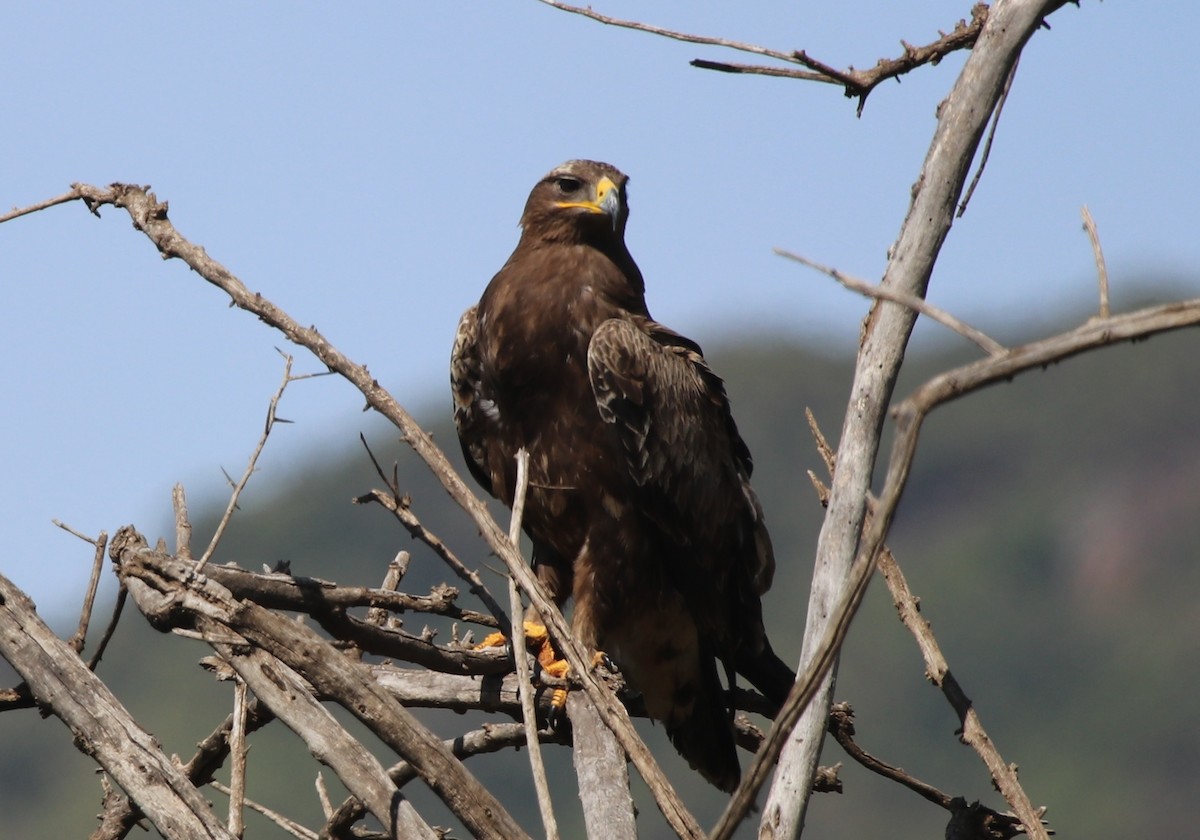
{"left": 450, "top": 305, "right": 496, "bottom": 495}
{"left": 587, "top": 318, "right": 774, "bottom": 595}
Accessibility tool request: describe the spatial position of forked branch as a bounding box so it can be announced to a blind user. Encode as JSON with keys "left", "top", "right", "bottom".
{"left": 538, "top": 0, "right": 1011, "bottom": 114}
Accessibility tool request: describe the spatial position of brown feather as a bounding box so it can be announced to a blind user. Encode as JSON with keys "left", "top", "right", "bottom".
{"left": 450, "top": 160, "right": 792, "bottom": 791}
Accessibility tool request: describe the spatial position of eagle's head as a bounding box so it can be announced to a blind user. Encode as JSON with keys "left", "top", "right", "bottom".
{"left": 519, "top": 159, "right": 630, "bottom": 245}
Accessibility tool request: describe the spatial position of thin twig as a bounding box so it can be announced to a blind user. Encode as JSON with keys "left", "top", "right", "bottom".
{"left": 806, "top": 409, "right": 1044, "bottom": 827}
{"left": 507, "top": 449, "right": 560, "bottom": 840}
{"left": 209, "top": 781, "right": 318, "bottom": 840}
{"left": 70, "top": 528, "right": 109, "bottom": 654}
{"left": 85, "top": 585, "right": 127, "bottom": 671}
{"left": 197, "top": 351, "right": 296, "bottom": 570}
{"left": 52, "top": 518, "right": 102, "bottom": 544}
{"left": 535, "top": 0, "right": 803, "bottom": 65}
{"left": 173, "top": 484, "right": 194, "bottom": 562}
{"left": 958, "top": 56, "right": 1020, "bottom": 217}
{"left": 357, "top": 436, "right": 510, "bottom": 631}
{"left": 827, "top": 703, "right": 953, "bottom": 808}
{"left": 1081, "top": 205, "right": 1110, "bottom": 318}
{"left": 540, "top": 0, "right": 992, "bottom": 113}
{"left": 315, "top": 772, "right": 333, "bottom": 819}
{"left": 228, "top": 679, "right": 249, "bottom": 838}
{"left": 776, "top": 248, "right": 1006, "bottom": 356}
{"left": 0, "top": 189, "right": 83, "bottom": 224}
{"left": 688, "top": 58, "right": 831, "bottom": 83}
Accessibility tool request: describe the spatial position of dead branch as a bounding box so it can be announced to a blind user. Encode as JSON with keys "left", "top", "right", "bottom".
{"left": 0, "top": 572, "right": 238, "bottom": 840}
{"left": 209, "top": 780, "right": 318, "bottom": 840}
{"left": 226, "top": 679, "right": 249, "bottom": 837}
{"left": 364, "top": 551, "right": 410, "bottom": 629}
{"left": 827, "top": 702, "right": 954, "bottom": 809}
{"left": 207, "top": 637, "right": 438, "bottom": 839}
{"left": 199, "top": 560, "right": 499, "bottom": 631}
{"left": 504, "top": 450, "right": 560, "bottom": 840}
{"left": 569, "top": 692, "right": 638, "bottom": 839}
{"left": 827, "top": 704, "right": 1034, "bottom": 839}
{"left": 1081, "top": 205, "right": 1110, "bottom": 318}
{"left": 110, "top": 526, "right": 531, "bottom": 840}
{"left": 806, "top": 407, "right": 1045, "bottom": 827}
{"left": 323, "top": 723, "right": 571, "bottom": 838}
{"left": 197, "top": 351, "right": 299, "bottom": 570}
{"left": 92, "top": 698, "right": 277, "bottom": 840}
{"left": 539, "top": 0, "right": 1004, "bottom": 114}
{"left": 820, "top": 298, "right": 1200, "bottom": 839}
{"left": 775, "top": 248, "right": 1005, "bottom": 356}
{"left": 357, "top": 435, "right": 510, "bottom": 631}
{"left": 726, "top": 3, "right": 1077, "bottom": 839}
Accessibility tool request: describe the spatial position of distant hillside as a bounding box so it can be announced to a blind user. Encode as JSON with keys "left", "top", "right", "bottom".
{"left": 4, "top": 316, "right": 1199, "bottom": 839}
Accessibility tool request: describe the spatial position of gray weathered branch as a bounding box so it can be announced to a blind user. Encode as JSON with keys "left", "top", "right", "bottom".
{"left": 732, "top": 2, "right": 1079, "bottom": 839}
{"left": 0, "top": 572, "right": 238, "bottom": 840}
{"left": 110, "top": 527, "right": 533, "bottom": 840}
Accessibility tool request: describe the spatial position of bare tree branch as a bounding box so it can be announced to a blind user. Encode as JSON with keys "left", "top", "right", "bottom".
{"left": 505, "top": 449, "right": 561, "bottom": 840}
{"left": 1081, "top": 205, "right": 1110, "bottom": 318}
{"left": 111, "top": 527, "right": 531, "bottom": 840}
{"left": 806, "top": 409, "right": 1045, "bottom": 829}
{"left": 209, "top": 780, "right": 319, "bottom": 840}
{"left": 538, "top": 0, "right": 1006, "bottom": 114}
{"left": 720, "top": 3, "right": 1078, "bottom": 838}
{"left": 824, "top": 299, "right": 1200, "bottom": 840}
{"left": 357, "top": 434, "right": 511, "bottom": 632}
{"left": 535, "top": 0, "right": 804, "bottom": 67}
{"left": 197, "top": 351, "right": 298, "bottom": 571}
{"left": 0, "top": 572, "right": 238, "bottom": 840}
{"left": 208, "top": 637, "right": 438, "bottom": 839}
{"left": 226, "top": 678, "right": 249, "bottom": 838}
{"left": 569, "top": 692, "right": 638, "bottom": 839}
{"left": 775, "top": 248, "right": 1005, "bottom": 356}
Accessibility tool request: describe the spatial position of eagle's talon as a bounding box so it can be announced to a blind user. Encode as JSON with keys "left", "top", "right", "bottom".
{"left": 547, "top": 690, "right": 571, "bottom": 729}
{"left": 593, "top": 651, "right": 616, "bottom": 673}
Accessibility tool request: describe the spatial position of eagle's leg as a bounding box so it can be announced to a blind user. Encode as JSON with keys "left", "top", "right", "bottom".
{"left": 474, "top": 551, "right": 588, "bottom": 716}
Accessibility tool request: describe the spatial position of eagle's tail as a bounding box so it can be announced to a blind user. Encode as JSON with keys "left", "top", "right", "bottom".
{"left": 665, "top": 656, "right": 741, "bottom": 793}
{"left": 736, "top": 635, "right": 797, "bottom": 715}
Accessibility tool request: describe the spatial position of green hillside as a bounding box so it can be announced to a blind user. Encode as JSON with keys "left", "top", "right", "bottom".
{"left": 3, "top": 310, "right": 1199, "bottom": 838}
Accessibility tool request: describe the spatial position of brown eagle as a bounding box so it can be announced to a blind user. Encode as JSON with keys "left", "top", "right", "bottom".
{"left": 451, "top": 159, "right": 793, "bottom": 791}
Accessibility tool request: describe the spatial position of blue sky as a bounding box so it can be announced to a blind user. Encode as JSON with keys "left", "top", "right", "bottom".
{"left": 2, "top": 2, "right": 1195, "bottom": 619}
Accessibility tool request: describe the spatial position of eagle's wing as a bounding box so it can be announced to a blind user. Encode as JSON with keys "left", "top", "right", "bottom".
{"left": 587, "top": 318, "right": 774, "bottom": 597}
{"left": 450, "top": 305, "right": 496, "bottom": 495}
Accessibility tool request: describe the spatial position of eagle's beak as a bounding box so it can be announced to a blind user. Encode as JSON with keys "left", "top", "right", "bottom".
{"left": 595, "top": 176, "right": 621, "bottom": 229}
{"left": 557, "top": 176, "right": 621, "bottom": 230}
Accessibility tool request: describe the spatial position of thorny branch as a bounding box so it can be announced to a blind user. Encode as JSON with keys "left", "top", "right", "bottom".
{"left": 826, "top": 704, "right": 1037, "bottom": 840}
{"left": 356, "top": 433, "right": 510, "bottom": 630}
{"left": 197, "top": 351, "right": 334, "bottom": 570}
{"left": 539, "top": 0, "right": 998, "bottom": 114}
{"left": 775, "top": 248, "right": 1005, "bottom": 356}
{"left": 805, "top": 410, "right": 1046, "bottom": 832}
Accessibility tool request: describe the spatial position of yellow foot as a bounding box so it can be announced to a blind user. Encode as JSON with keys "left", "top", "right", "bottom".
{"left": 476, "top": 623, "right": 610, "bottom": 715}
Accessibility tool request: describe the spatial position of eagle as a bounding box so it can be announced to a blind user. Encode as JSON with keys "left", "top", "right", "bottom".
{"left": 451, "top": 159, "right": 793, "bottom": 791}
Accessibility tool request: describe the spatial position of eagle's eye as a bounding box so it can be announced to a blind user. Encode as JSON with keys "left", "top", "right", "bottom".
{"left": 554, "top": 176, "right": 583, "bottom": 194}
